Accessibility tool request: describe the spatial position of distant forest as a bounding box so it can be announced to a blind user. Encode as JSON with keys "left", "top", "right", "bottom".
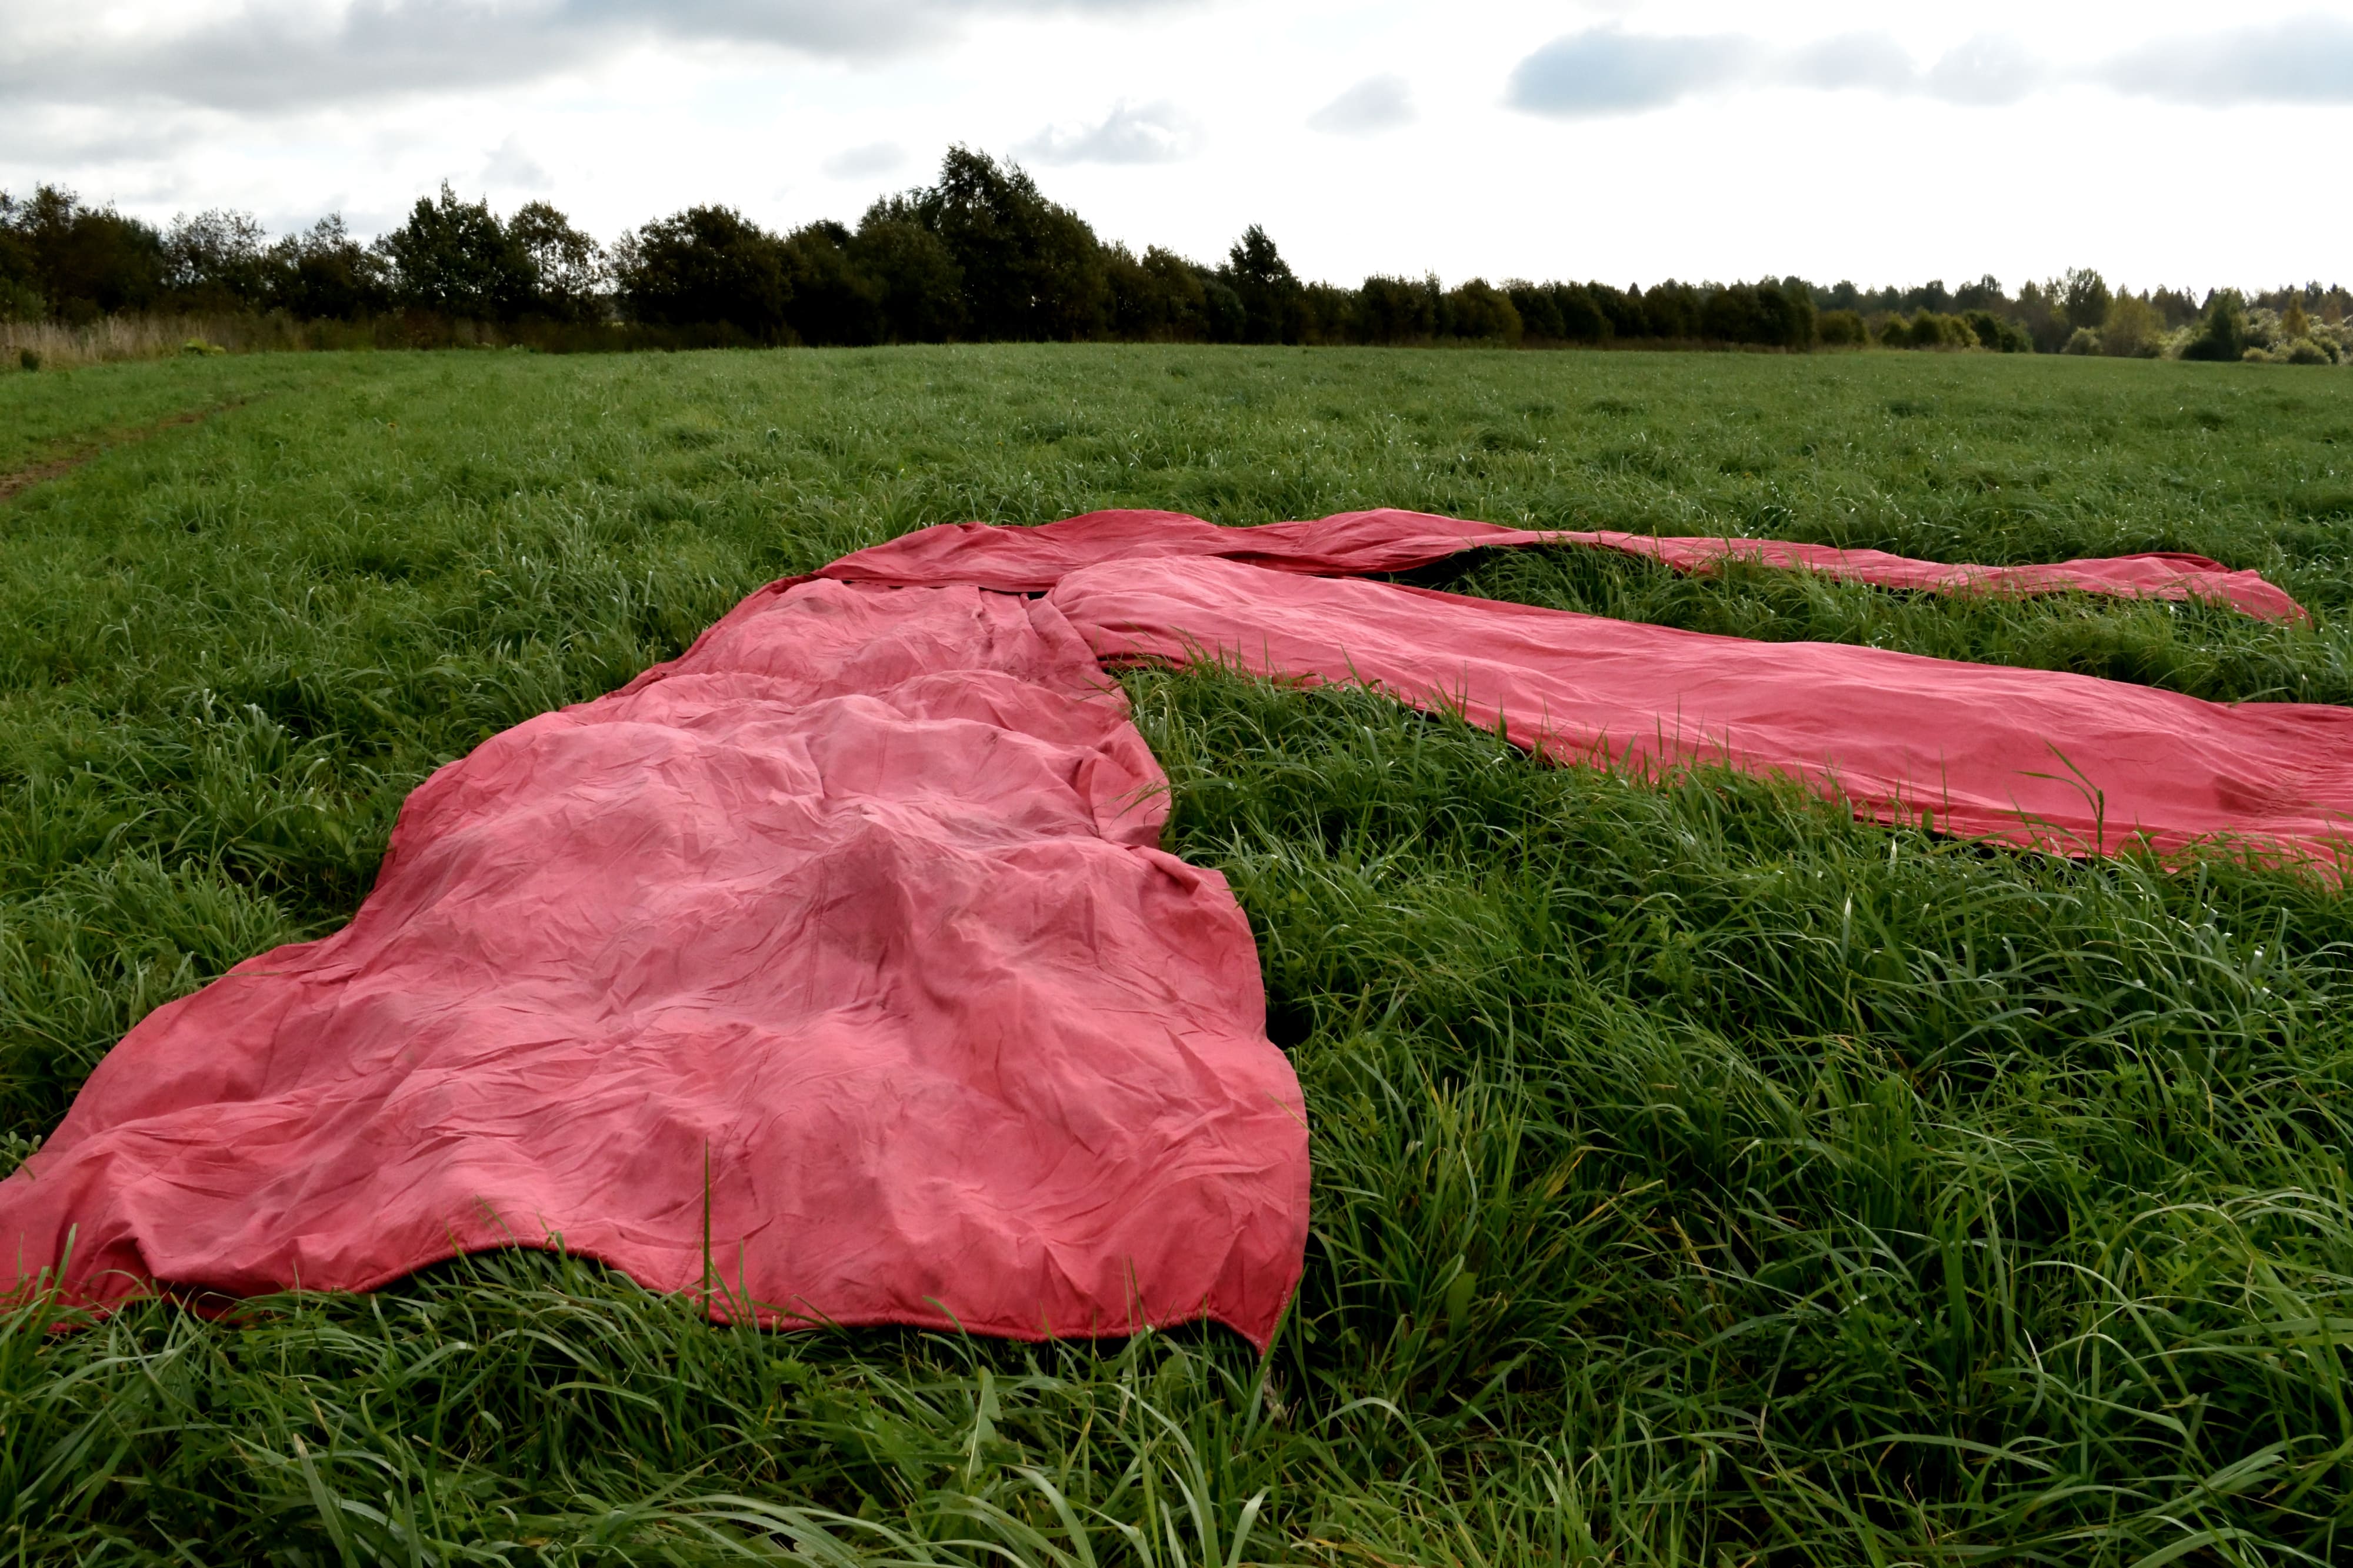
{"left": 5, "top": 148, "right": 2349, "bottom": 365}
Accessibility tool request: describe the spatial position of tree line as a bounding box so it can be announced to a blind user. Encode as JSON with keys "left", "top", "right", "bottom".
{"left": 6, "top": 149, "right": 2348, "bottom": 359}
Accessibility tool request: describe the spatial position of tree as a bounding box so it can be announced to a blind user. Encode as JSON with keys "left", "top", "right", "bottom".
{"left": 1953, "top": 275, "right": 2007, "bottom": 312}
{"left": 2181, "top": 291, "right": 2248, "bottom": 362}
{"left": 849, "top": 213, "right": 964, "bottom": 341}
{"left": 2101, "top": 293, "right": 2161, "bottom": 358}
{"left": 164, "top": 209, "right": 271, "bottom": 311}
{"left": 901, "top": 148, "right": 1106, "bottom": 341}
{"left": 1442, "top": 279, "right": 1521, "bottom": 343}
{"left": 612, "top": 206, "right": 791, "bottom": 341}
{"left": 1104, "top": 243, "right": 1214, "bottom": 341}
{"left": 2059, "top": 268, "right": 2111, "bottom": 333}
{"left": 2, "top": 185, "right": 165, "bottom": 321}
{"left": 1220, "top": 225, "right": 1304, "bottom": 343}
{"left": 1353, "top": 275, "right": 1438, "bottom": 344}
{"left": 378, "top": 184, "right": 533, "bottom": 319}
{"left": 1640, "top": 281, "right": 1702, "bottom": 339}
{"left": 506, "top": 201, "right": 607, "bottom": 322}
{"left": 266, "top": 216, "right": 392, "bottom": 320}
{"left": 778, "top": 223, "right": 885, "bottom": 346}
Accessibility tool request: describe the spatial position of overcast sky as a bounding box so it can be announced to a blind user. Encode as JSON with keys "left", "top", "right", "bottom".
{"left": 5, "top": 1, "right": 2350, "bottom": 293}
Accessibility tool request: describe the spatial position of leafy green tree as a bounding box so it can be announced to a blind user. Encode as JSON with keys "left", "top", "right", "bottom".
{"left": 612, "top": 206, "right": 789, "bottom": 340}
{"left": 849, "top": 213, "right": 964, "bottom": 342}
{"left": 2059, "top": 268, "right": 2111, "bottom": 333}
{"left": 1701, "top": 282, "right": 1814, "bottom": 347}
{"left": 1639, "top": 281, "right": 1702, "bottom": 339}
{"left": 777, "top": 223, "right": 885, "bottom": 346}
{"left": 1104, "top": 243, "right": 1215, "bottom": 341}
{"left": 1220, "top": 225, "right": 1305, "bottom": 343}
{"left": 2181, "top": 290, "right": 2248, "bottom": 362}
{"left": 1441, "top": 279, "right": 1521, "bottom": 343}
{"left": 265, "top": 216, "right": 392, "bottom": 320}
{"left": 1953, "top": 274, "right": 2007, "bottom": 312}
{"left": 164, "top": 210, "right": 271, "bottom": 311}
{"left": 377, "top": 184, "right": 534, "bottom": 319}
{"left": 897, "top": 148, "right": 1106, "bottom": 341}
{"left": 1587, "top": 283, "right": 1647, "bottom": 338}
{"left": 2, "top": 185, "right": 165, "bottom": 321}
{"left": 2101, "top": 293, "right": 2161, "bottom": 358}
{"left": 506, "top": 202, "right": 607, "bottom": 322}
{"left": 1505, "top": 281, "right": 1563, "bottom": 341}
{"left": 1352, "top": 275, "right": 1438, "bottom": 343}
{"left": 0, "top": 192, "right": 44, "bottom": 319}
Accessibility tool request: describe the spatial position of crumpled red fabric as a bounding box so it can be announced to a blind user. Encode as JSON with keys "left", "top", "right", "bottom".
{"left": 1048, "top": 556, "right": 2353, "bottom": 864}
{"left": 814, "top": 508, "right": 2308, "bottom": 623}
{"left": 2, "top": 508, "right": 2337, "bottom": 1339}
{"left": 0, "top": 580, "right": 1308, "bottom": 1348}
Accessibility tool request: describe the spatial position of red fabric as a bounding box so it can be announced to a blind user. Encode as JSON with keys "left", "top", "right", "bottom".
{"left": 1051, "top": 556, "right": 2353, "bottom": 863}
{"left": 1, "top": 507, "right": 2334, "bottom": 1336}
{"left": 817, "top": 508, "right": 2307, "bottom": 622}
{"left": 0, "top": 581, "right": 1308, "bottom": 1347}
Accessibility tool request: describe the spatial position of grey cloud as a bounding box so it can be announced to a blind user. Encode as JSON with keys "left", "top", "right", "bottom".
{"left": 1018, "top": 100, "right": 1199, "bottom": 164}
{"left": 1506, "top": 28, "right": 1753, "bottom": 117}
{"left": 0, "top": 0, "right": 1201, "bottom": 112}
{"left": 1307, "top": 74, "right": 1414, "bottom": 135}
{"left": 822, "top": 141, "right": 908, "bottom": 179}
{"left": 2100, "top": 18, "right": 2353, "bottom": 105}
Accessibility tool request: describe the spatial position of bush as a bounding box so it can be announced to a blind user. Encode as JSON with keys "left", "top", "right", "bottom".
{"left": 1908, "top": 311, "right": 1967, "bottom": 349}
{"left": 2064, "top": 326, "right": 2102, "bottom": 355}
{"left": 2284, "top": 338, "right": 2334, "bottom": 365}
{"left": 2182, "top": 291, "right": 2248, "bottom": 362}
{"left": 1962, "top": 309, "right": 2031, "bottom": 352}
{"left": 1817, "top": 309, "right": 1865, "bottom": 346}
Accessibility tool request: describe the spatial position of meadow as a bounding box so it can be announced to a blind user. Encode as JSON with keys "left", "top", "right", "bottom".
{"left": 4, "top": 343, "right": 2353, "bottom": 1565}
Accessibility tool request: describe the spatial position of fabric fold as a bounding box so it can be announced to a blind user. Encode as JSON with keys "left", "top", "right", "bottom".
{"left": 813, "top": 507, "right": 2307, "bottom": 623}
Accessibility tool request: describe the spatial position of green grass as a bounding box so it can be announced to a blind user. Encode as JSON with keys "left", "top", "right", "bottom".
{"left": 5, "top": 344, "right": 2353, "bottom": 1563}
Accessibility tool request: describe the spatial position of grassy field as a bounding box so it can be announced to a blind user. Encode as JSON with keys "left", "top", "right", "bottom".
{"left": 4, "top": 343, "right": 2353, "bottom": 1564}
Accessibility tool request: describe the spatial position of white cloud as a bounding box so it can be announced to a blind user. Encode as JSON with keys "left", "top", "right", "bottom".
{"left": 481, "top": 134, "right": 552, "bottom": 191}
{"left": 1506, "top": 28, "right": 1752, "bottom": 117}
{"left": 1781, "top": 32, "right": 1915, "bottom": 92}
{"left": 2101, "top": 17, "right": 2353, "bottom": 105}
{"left": 1922, "top": 35, "right": 2041, "bottom": 106}
{"left": 1307, "top": 75, "right": 1415, "bottom": 135}
{"left": 823, "top": 141, "right": 909, "bottom": 178}
{"left": 1019, "top": 100, "right": 1200, "bottom": 164}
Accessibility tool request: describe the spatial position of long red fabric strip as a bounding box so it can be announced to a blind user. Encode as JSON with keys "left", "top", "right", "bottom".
{"left": 816, "top": 508, "right": 2308, "bottom": 623}
{"left": 1, "top": 509, "right": 2338, "bottom": 1337}
{"left": 0, "top": 580, "right": 1308, "bottom": 1346}
{"left": 1049, "top": 556, "right": 2353, "bottom": 864}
